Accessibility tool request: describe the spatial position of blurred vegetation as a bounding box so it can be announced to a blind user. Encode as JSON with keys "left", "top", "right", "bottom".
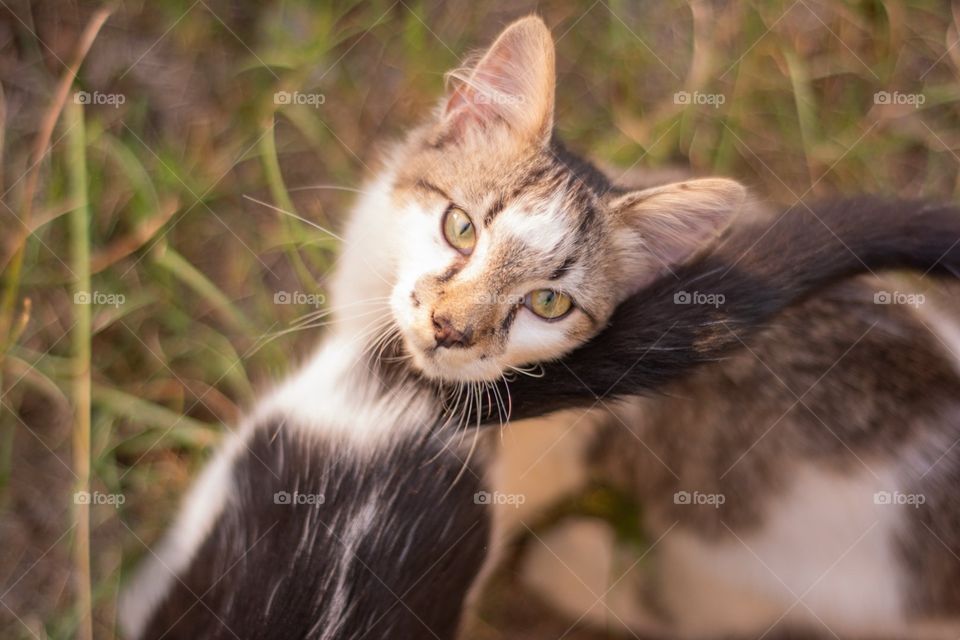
{"left": 0, "top": 0, "right": 958, "bottom": 637}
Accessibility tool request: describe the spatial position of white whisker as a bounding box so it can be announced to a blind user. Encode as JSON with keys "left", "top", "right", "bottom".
{"left": 287, "top": 184, "right": 370, "bottom": 195}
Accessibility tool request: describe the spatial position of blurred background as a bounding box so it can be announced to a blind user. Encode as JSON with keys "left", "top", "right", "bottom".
{"left": 1, "top": 0, "right": 958, "bottom": 638}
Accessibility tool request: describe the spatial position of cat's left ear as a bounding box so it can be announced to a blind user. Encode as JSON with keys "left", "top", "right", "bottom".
{"left": 609, "top": 178, "right": 746, "bottom": 288}
{"left": 440, "top": 15, "right": 555, "bottom": 145}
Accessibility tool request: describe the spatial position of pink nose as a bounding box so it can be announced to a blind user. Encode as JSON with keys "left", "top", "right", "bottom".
{"left": 432, "top": 315, "right": 473, "bottom": 349}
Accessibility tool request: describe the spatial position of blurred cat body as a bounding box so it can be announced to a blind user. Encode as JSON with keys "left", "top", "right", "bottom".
{"left": 329, "top": 16, "right": 960, "bottom": 639}
{"left": 119, "top": 332, "right": 497, "bottom": 639}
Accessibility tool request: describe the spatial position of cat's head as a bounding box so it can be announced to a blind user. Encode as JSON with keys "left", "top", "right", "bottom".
{"left": 381, "top": 16, "right": 745, "bottom": 382}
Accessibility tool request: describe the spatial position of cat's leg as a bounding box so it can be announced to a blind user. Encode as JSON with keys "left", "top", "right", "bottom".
{"left": 520, "top": 516, "right": 669, "bottom": 636}
{"left": 887, "top": 413, "right": 960, "bottom": 640}
{"left": 465, "top": 409, "right": 607, "bottom": 609}
{"left": 473, "top": 410, "right": 598, "bottom": 594}
{"left": 485, "top": 409, "right": 606, "bottom": 550}
{"left": 485, "top": 404, "right": 673, "bottom": 637}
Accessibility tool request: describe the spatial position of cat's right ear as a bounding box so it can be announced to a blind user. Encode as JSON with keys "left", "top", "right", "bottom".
{"left": 438, "top": 16, "right": 555, "bottom": 145}
{"left": 609, "top": 178, "right": 747, "bottom": 290}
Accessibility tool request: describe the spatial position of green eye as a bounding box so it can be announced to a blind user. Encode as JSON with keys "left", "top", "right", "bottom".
{"left": 526, "top": 289, "right": 573, "bottom": 320}
{"left": 442, "top": 207, "right": 476, "bottom": 254}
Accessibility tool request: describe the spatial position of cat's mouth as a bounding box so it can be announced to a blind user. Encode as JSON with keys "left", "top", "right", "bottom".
{"left": 399, "top": 329, "right": 506, "bottom": 382}
{"left": 388, "top": 285, "right": 508, "bottom": 381}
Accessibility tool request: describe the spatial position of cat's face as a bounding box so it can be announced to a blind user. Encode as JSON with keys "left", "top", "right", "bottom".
{"left": 387, "top": 145, "right": 618, "bottom": 381}
{"left": 379, "top": 16, "right": 744, "bottom": 382}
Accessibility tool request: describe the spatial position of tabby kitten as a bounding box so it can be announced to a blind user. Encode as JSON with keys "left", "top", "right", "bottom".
{"left": 329, "top": 16, "right": 960, "bottom": 639}
{"left": 329, "top": 17, "right": 745, "bottom": 383}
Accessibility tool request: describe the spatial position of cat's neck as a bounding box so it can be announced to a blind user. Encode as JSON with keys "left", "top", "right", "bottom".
{"left": 252, "top": 329, "right": 438, "bottom": 445}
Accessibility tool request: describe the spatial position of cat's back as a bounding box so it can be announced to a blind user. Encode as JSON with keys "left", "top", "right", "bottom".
{"left": 599, "top": 273, "right": 960, "bottom": 529}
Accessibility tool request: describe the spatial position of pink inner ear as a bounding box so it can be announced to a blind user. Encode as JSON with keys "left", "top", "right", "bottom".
{"left": 442, "top": 86, "right": 485, "bottom": 138}
{"left": 444, "top": 85, "right": 468, "bottom": 116}
{"left": 444, "top": 60, "right": 521, "bottom": 121}
{"left": 444, "top": 34, "right": 527, "bottom": 125}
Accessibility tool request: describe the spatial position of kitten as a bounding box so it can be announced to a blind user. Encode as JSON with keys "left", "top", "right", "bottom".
{"left": 120, "top": 192, "right": 960, "bottom": 639}
{"left": 328, "top": 16, "right": 745, "bottom": 383}
{"left": 327, "top": 15, "right": 960, "bottom": 639}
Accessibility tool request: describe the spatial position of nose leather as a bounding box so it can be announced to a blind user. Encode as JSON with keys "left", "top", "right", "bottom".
{"left": 433, "top": 315, "right": 473, "bottom": 349}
